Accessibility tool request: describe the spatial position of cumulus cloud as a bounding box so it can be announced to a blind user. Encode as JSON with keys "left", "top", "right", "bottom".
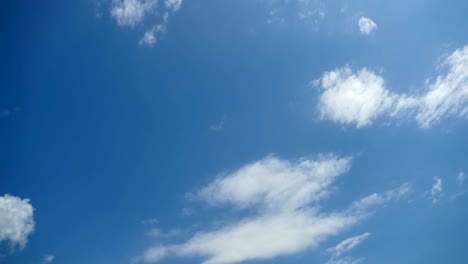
{"left": 43, "top": 255, "right": 55, "bottom": 264}
{"left": 315, "top": 45, "right": 468, "bottom": 128}
{"left": 111, "top": 0, "right": 157, "bottom": 27}
{"left": 0, "top": 194, "right": 35, "bottom": 249}
{"left": 317, "top": 67, "right": 395, "bottom": 128}
{"left": 134, "top": 155, "right": 410, "bottom": 264}
{"left": 358, "top": 17, "right": 377, "bottom": 35}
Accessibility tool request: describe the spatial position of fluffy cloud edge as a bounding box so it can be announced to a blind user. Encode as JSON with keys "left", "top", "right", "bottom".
{"left": 358, "top": 17, "right": 377, "bottom": 35}
{"left": 0, "top": 194, "right": 35, "bottom": 249}
{"left": 315, "top": 44, "right": 468, "bottom": 128}
{"left": 110, "top": 0, "right": 183, "bottom": 46}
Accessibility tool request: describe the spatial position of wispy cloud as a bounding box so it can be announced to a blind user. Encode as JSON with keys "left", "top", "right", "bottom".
{"left": 326, "top": 233, "right": 370, "bottom": 257}
{"left": 431, "top": 176, "right": 443, "bottom": 204}
{"left": 134, "top": 155, "right": 410, "bottom": 264}
{"left": 43, "top": 255, "right": 55, "bottom": 264}
{"left": 210, "top": 115, "right": 226, "bottom": 132}
{"left": 326, "top": 257, "right": 365, "bottom": 264}
{"left": 139, "top": 23, "right": 166, "bottom": 47}
{"left": 324, "top": 232, "right": 370, "bottom": 264}
{"left": 165, "top": 0, "right": 183, "bottom": 11}
{"left": 142, "top": 218, "right": 159, "bottom": 225}
{"left": 457, "top": 171, "right": 465, "bottom": 185}
{"left": 315, "top": 44, "right": 468, "bottom": 128}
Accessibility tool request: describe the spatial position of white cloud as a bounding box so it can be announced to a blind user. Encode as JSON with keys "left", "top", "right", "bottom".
{"left": 457, "top": 171, "right": 465, "bottom": 185}
{"left": 326, "top": 233, "right": 370, "bottom": 257}
{"left": 324, "top": 232, "right": 371, "bottom": 264}
{"left": 431, "top": 176, "right": 443, "bottom": 203}
{"left": 197, "top": 155, "right": 352, "bottom": 211}
{"left": 111, "top": 0, "right": 158, "bottom": 27}
{"left": 358, "top": 17, "right": 377, "bottom": 35}
{"left": 136, "top": 247, "right": 169, "bottom": 263}
{"left": 165, "top": 0, "right": 183, "bottom": 11}
{"left": 0, "top": 194, "right": 35, "bottom": 249}
{"left": 431, "top": 176, "right": 442, "bottom": 195}
{"left": 139, "top": 24, "right": 165, "bottom": 46}
{"left": 316, "top": 44, "right": 468, "bottom": 128}
{"left": 43, "top": 255, "right": 55, "bottom": 264}
{"left": 415, "top": 46, "right": 468, "bottom": 127}
{"left": 317, "top": 67, "right": 395, "bottom": 128}
{"left": 110, "top": 0, "right": 183, "bottom": 46}
{"left": 134, "top": 155, "right": 410, "bottom": 264}
{"left": 351, "top": 183, "right": 411, "bottom": 211}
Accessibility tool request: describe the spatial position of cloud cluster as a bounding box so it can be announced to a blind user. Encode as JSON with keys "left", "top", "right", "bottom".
{"left": 358, "top": 17, "right": 377, "bottom": 35}
{"left": 0, "top": 194, "right": 35, "bottom": 249}
{"left": 110, "top": 0, "right": 183, "bottom": 46}
{"left": 134, "top": 155, "right": 410, "bottom": 264}
{"left": 111, "top": 0, "right": 158, "bottom": 27}
{"left": 316, "top": 45, "right": 468, "bottom": 128}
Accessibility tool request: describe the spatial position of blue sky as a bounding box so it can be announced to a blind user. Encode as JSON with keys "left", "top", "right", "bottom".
{"left": 1, "top": 0, "right": 468, "bottom": 264}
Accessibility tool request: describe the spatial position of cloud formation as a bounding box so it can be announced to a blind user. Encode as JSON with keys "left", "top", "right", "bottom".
{"left": 134, "top": 155, "right": 410, "bottom": 264}
{"left": 358, "top": 17, "right": 377, "bottom": 35}
{"left": 316, "top": 45, "right": 468, "bottom": 128}
{"left": 110, "top": 0, "right": 183, "bottom": 46}
{"left": 111, "top": 0, "right": 157, "bottom": 27}
{"left": 0, "top": 194, "right": 35, "bottom": 249}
